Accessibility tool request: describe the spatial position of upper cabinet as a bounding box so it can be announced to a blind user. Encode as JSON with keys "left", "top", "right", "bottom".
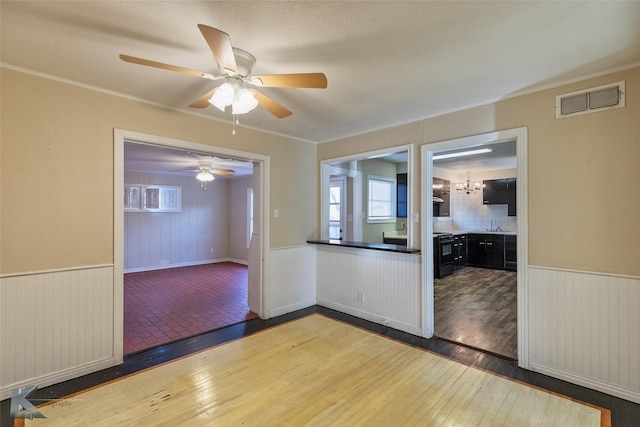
{"left": 483, "top": 178, "right": 516, "bottom": 216}
{"left": 396, "top": 173, "right": 408, "bottom": 218}
{"left": 433, "top": 177, "right": 450, "bottom": 217}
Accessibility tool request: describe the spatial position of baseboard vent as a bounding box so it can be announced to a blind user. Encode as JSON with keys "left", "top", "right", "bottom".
{"left": 556, "top": 81, "right": 625, "bottom": 119}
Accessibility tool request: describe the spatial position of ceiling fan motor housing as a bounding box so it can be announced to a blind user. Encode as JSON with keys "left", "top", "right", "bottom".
{"left": 228, "top": 48, "right": 256, "bottom": 77}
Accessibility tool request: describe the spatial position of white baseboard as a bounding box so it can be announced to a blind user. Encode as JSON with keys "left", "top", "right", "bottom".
{"left": 0, "top": 356, "right": 116, "bottom": 401}
{"left": 317, "top": 299, "right": 423, "bottom": 337}
{"left": 267, "top": 299, "right": 316, "bottom": 319}
{"left": 529, "top": 362, "right": 640, "bottom": 404}
{"left": 124, "top": 258, "right": 243, "bottom": 273}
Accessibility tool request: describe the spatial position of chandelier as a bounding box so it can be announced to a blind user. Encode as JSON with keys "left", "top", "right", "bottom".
{"left": 457, "top": 171, "right": 482, "bottom": 194}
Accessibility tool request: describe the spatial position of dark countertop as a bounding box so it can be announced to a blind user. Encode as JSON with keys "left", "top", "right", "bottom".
{"left": 307, "top": 240, "right": 421, "bottom": 254}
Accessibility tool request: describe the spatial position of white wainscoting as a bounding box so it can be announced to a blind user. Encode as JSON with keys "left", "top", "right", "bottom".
{"left": 267, "top": 246, "right": 317, "bottom": 318}
{"left": 0, "top": 266, "right": 116, "bottom": 400}
{"left": 528, "top": 266, "right": 640, "bottom": 404}
{"left": 316, "top": 245, "right": 422, "bottom": 336}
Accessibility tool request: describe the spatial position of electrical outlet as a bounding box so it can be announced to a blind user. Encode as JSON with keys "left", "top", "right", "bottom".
{"left": 357, "top": 292, "right": 364, "bottom": 302}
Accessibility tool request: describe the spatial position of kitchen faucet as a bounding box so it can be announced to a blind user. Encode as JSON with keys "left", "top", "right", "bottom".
{"left": 490, "top": 217, "right": 503, "bottom": 232}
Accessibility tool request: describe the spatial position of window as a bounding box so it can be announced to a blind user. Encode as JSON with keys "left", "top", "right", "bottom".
{"left": 124, "top": 184, "right": 181, "bottom": 212}
{"left": 329, "top": 177, "right": 346, "bottom": 240}
{"left": 367, "top": 176, "right": 395, "bottom": 222}
{"left": 247, "top": 188, "right": 254, "bottom": 248}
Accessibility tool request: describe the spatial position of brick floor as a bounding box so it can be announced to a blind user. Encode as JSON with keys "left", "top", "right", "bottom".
{"left": 124, "top": 262, "right": 258, "bottom": 354}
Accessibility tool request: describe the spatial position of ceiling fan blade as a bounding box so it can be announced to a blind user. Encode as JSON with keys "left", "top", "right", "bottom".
{"left": 213, "top": 169, "right": 235, "bottom": 177}
{"left": 251, "top": 73, "right": 328, "bottom": 88}
{"left": 189, "top": 88, "right": 216, "bottom": 108}
{"left": 253, "top": 91, "right": 292, "bottom": 118}
{"left": 119, "top": 54, "right": 216, "bottom": 79}
{"left": 198, "top": 24, "right": 237, "bottom": 74}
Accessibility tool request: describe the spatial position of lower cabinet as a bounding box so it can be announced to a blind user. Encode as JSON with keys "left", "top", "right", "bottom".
{"left": 453, "top": 235, "right": 467, "bottom": 269}
{"left": 467, "top": 234, "right": 505, "bottom": 270}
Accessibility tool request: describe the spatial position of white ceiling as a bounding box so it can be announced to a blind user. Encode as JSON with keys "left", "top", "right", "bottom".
{"left": 124, "top": 142, "right": 254, "bottom": 177}
{"left": 2, "top": 1, "right": 639, "bottom": 146}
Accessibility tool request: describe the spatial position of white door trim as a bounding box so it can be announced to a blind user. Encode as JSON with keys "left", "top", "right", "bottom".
{"left": 113, "top": 129, "right": 270, "bottom": 364}
{"left": 420, "top": 127, "right": 529, "bottom": 368}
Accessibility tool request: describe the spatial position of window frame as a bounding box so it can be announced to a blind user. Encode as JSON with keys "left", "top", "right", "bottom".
{"left": 366, "top": 175, "right": 396, "bottom": 223}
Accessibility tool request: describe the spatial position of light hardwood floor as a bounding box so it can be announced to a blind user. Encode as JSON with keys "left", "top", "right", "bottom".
{"left": 23, "top": 315, "right": 607, "bottom": 426}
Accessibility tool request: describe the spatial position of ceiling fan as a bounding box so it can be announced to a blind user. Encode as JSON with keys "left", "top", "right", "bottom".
{"left": 192, "top": 161, "right": 235, "bottom": 188}
{"left": 119, "top": 24, "right": 328, "bottom": 121}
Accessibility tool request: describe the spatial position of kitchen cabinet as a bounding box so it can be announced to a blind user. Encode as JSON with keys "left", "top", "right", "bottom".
{"left": 397, "top": 173, "right": 407, "bottom": 218}
{"left": 483, "top": 178, "right": 516, "bottom": 216}
{"left": 453, "top": 234, "right": 467, "bottom": 269}
{"left": 467, "top": 233, "right": 505, "bottom": 270}
{"left": 504, "top": 235, "right": 517, "bottom": 271}
{"left": 433, "top": 177, "right": 450, "bottom": 217}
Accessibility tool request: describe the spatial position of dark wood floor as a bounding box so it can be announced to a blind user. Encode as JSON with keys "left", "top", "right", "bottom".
{"left": 435, "top": 266, "right": 517, "bottom": 360}
{"left": 2, "top": 306, "right": 639, "bottom": 426}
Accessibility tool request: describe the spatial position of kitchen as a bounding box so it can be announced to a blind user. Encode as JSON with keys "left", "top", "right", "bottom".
{"left": 432, "top": 140, "right": 518, "bottom": 360}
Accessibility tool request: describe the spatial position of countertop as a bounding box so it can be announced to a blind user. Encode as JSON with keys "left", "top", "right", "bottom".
{"left": 307, "top": 240, "right": 420, "bottom": 254}
{"left": 438, "top": 230, "right": 517, "bottom": 236}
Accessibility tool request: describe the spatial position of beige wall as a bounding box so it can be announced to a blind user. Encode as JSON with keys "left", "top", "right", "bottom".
{"left": 0, "top": 69, "right": 317, "bottom": 274}
{"left": 319, "top": 66, "right": 640, "bottom": 276}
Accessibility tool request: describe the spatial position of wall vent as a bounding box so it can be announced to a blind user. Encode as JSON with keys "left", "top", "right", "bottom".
{"left": 556, "top": 81, "right": 625, "bottom": 119}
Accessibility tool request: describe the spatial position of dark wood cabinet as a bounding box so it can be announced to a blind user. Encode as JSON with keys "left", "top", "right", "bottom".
{"left": 482, "top": 178, "right": 516, "bottom": 216}
{"left": 467, "top": 233, "right": 505, "bottom": 270}
{"left": 504, "top": 235, "right": 517, "bottom": 271}
{"left": 433, "top": 177, "right": 450, "bottom": 217}
{"left": 397, "top": 173, "right": 407, "bottom": 218}
{"left": 453, "top": 234, "right": 467, "bottom": 268}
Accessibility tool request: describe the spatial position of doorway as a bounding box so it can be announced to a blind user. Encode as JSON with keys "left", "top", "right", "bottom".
{"left": 113, "top": 129, "right": 269, "bottom": 362}
{"left": 421, "top": 127, "right": 529, "bottom": 366}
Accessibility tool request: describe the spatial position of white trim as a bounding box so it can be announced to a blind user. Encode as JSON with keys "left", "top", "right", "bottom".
{"left": 123, "top": 258, "right": 241, "bottom": 274}
{"left": 320, "top": 143, "right": 415, "bottom": 246}
{"left": 421, "top": 127, "right": 529, "bottom": 367}
{"left": 1, "top": 63, "right": 317, "bottom": 145}
{"left": 317, "top": 299, "right": 423, "bottom": 337}
{"left": 529, "top": 363, "right": 640, "bottom": 405}
{"left": 529, "top": 264, "right": 640, "bottom": 281}
{"left": 0, "top": 264, "right": 114, "bottom": 279}
{"left": 0, "top": 357, "right": 116, "bottom": 401}
{"left": 267, "top": 300, "right": 317, "bottom": 318}
{"left": 113, "top": 129, "right": 271, "bottom": 361}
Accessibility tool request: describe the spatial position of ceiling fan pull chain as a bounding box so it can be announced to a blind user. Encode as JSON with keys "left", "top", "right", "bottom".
{"left": 232, "top": 114, "right": 240, "bottom": 135}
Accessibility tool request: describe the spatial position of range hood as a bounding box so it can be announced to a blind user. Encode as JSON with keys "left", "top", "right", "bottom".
{"left": 433, "top": 196, "right": 444, "bottom": 203}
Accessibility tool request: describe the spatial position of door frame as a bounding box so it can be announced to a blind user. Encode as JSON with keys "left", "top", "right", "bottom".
{"left": 421, "top": 127, "right": 529, "bottom": 368}
{"left": 113, "top": 129, "right": 270, "bottom": 363}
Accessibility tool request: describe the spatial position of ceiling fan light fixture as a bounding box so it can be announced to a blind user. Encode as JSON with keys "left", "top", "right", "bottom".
{"left": 232, "top": 88, "right": 258, "bottom": 115}
{"left": 209, "top": 82, "right": 235, "bottom": 111}
{"left": 196, "top": 170, "right": 215, "bottom": 182}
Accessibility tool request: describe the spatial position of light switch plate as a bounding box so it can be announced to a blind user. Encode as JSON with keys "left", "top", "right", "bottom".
{"left": 412, "top": 212, "right": 419, "bottom": 223}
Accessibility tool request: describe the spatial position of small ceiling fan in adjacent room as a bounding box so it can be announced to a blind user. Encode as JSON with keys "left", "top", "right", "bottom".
{"left": 120, "top": 24, "right": 328, "bottom": 133}
{"left": 190, "top": 161, "right": 235, "bottom": 188}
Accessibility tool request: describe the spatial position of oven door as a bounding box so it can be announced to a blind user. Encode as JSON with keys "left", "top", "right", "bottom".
{"left": 439, "top": 237, "right": 455, "bottom": 264}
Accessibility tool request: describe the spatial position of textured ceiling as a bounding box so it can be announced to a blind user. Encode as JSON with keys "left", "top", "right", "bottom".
{"left": 2, "top": 1, "right": 640, "bottom": 144}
